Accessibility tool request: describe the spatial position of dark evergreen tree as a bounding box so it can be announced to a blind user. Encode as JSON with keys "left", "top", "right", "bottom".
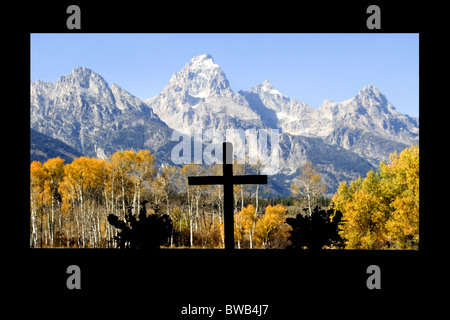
{"left": 286, "top": 205, "right": 345, "bottom": 250}
{"left": 108, "top": 201, "right": 173, "bottom": 249}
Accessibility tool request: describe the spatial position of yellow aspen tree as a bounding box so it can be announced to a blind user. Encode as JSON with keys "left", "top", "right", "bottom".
{"left": 62, "top": 157, "right": 106, "bottom": 247}
{"left": 110, "top": 150, "right": 135, "bottom": 216}
{"left": 333, "top": 171, "right": 389, "bottom": 249}
{"left": 291, "top": 161, "right": 326, "bottom": 216}
{"left": 333, "top": 145, "right": 418, "bottom": 249}
{"left": 30, "top": 161, "right": 47, "bottom": 247}
{"left": 130, "top": 150, "right": 156, "bottom": 215}
{"left": 255, "top": 204, "right": 288, "bottom": 248}
{"left": 153, "top": 165, "right": 177, "bottom": 215}
{"left": 235, "top": 204, "right": 258, "bottom": 249}
{"left": 42, "top": 157, "right": 65, "bottom": 246}
{"left": 209, "top": 164, "right": 224, "bottom": 247}
{"left": 181, "top": 163, "right": 207, "bottom": 247}
{"left": 380, "top": 145, "right": 419, "bottom": 249}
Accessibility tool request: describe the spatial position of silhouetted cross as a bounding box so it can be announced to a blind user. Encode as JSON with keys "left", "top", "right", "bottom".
{"left": 188, "top": 142, "right": 267, "bottom": 249}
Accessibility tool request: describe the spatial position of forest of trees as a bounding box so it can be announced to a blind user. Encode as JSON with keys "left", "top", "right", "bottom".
{"left": 30, "top": 150, "right": 294, "bottom": 248}
{"left": 30, "top": 145, "right": 419, "bottom": 250}
{"left": 333, "top": 145, "right": 419, "bottom": 249}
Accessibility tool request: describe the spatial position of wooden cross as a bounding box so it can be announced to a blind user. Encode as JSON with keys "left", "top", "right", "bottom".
{"left": 188, "top": 142, "right": 268, "bottom": 249}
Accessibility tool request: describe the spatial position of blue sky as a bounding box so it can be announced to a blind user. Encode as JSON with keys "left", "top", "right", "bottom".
{"left": 30, "top": 33, "right": 419, "bottom": 117}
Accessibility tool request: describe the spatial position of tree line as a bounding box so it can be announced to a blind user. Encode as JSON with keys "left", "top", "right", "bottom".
{"left": 30, "top": 145, "right": 419, "bottom": 250}
{"left": 30, "top": 150, "right": 292, "bottom": 248}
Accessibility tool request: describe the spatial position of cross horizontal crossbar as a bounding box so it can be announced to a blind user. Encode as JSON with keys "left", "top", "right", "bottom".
{"left": 188, "top": 175, "right": 267, "bottom": 186}
{"left": 186, "top": 142, "right": 268, "bottom": 249}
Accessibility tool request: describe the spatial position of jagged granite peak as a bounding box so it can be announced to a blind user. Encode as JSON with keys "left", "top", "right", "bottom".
{"left": 314, "top": 85, "right": 419, "bottom": 164}
{"left": 165, "top": 53, "right": 232, "bottom": 99}
{"left": 253, "top": 80, "right": 287, "bottom": 98}
{"left": 30, "top": 67, "right": 172, "bottom": 160}
{"left": 256, "top": 79, "right": 275, "bottom": 92}
{"left": 60, "top": 67, "right": 112, "bottom": 94}
{"left": 357, "top": 84, "right": 384, "bottom": 99}
{"left": 186, "top": 53, "right": 217, "bottom": 69}
{"left": 110, "top": 83, "right": 159, "bottom": 118}
{"left": 248, "top": 80, "right": 305, "bottom": 110}
{"left": 242, "top": 81, "right": 419, "bottom": 166}
{"left": 147, "top": 54, "right": 261, "bottom": 134}
{"left": 241, "top": 80, "right": 315, "bottom": 132}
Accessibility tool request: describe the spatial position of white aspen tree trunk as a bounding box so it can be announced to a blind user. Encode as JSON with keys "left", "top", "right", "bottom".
{"left": 121, "top": 176, "right": 126, "bottom": 217}
{"left": 80, "top": 187, "right": 86, "bottom": 248}
{"left": 189, "top": 191, "right": 193, "bottom": 247}
{"left": 241, "top": 187, "right": 244, "bottom": 212}
{"left": 255, "top": 184, "right": 259, "bottom": 215}
{"left": 132, "top": 181, "right": 138, "bottom": 216}
{"left": 189, "top": 212, "right": 193, "bottom": 246}
{"left": 88, "top": 208, "right": 94, "bottom": 247}
{"left": 195, "top": 192, "right": 200, "bottom": 233}
{"left": 137, "top": 181, "right": 141, "bottom": 215}
{"left": 166, "top": 193, "right": 170, "bottom": 216}
{"left": 96, "top": 215, "right": 101, "bottom": 247}
{"left": 58, "top": 198, "right": 62, "bottom": 238}
{"left": 50, "top": 196, "right": 54, "bottom": 246}
{"left": 30, "top": 197, "right": 38, "bottom": 247}
{"left": 307, "top": 192, "right": 312, "bottom": 216}
{"left": 75, "top": 207, "right": 79, "bottom": 246}
{"left": 235, "top": 219, "right": 239, "bottom": 249}
{"left": 104, "top": 184, "right": 109, "bottom": 217}
{"left": 43, "top": 221, "right": 48, "bottom": 247}
{"left": 111, "top": 170, "right": 115, "bottom": 216}
{"left": 30, "top": 209, "right": 35, "bottom": 247}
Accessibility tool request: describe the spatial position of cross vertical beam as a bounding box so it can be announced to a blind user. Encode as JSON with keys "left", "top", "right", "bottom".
{"left": 223, "top": 142, "right": 234, "bottom": 250}
{"left": 187, "top": 142, "right": 268, "bottom": 250}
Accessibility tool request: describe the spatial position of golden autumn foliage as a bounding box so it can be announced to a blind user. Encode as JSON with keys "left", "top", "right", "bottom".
{"left": 32, "top": 146, "right": 418, "bottom": 250}
{"left": 30, "top": 150, "right": 156, "bottom": 248}
{"left": 234, "top": 204, "right": 258, "bottom": 248}
{"left": 332, "top": 145, "right": 419, "bottom": 249}
{"left": 254, "top": 204, "right": 290, "bottom": 248}
{"left": 233, "top": 203, "right": 290, "bottom": 249}
{"left": 31, "top": 150, "right": 288, "bottom": 248}
{"left": 380, "top": 145, "right": 419, "bottom": 248}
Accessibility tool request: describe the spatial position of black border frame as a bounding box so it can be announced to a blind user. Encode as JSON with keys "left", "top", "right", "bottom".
{"left": 16, "top": 1, "right": 433, "bottom": 316}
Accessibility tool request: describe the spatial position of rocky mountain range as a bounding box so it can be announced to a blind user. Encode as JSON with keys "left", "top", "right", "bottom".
{"left": 30, "top": 54, "right": 419, "bottom": 196}
{"left": 31, "top": 67, "right": 174, "bottom": 162}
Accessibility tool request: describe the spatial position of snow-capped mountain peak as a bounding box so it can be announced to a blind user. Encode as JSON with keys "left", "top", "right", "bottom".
{"left": 355, "top": 84, "right": 388, "bottom": 105}
{"left": 358, "top": 84, "right": 382, "bottom": 96}
{"left": 162, "top": 53, "right": 232, "bottom": 100}
{"left": 252, "top": 80, "right": 287, "bottom": 98}
{"left": 187, "top": 53, "right": 218, "bottom": 70}
{"left": 260, "top": 79, "right": 274, "bottom": 91}
{"left": 147, "top": 54, "right": 261, "bottom": 134}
